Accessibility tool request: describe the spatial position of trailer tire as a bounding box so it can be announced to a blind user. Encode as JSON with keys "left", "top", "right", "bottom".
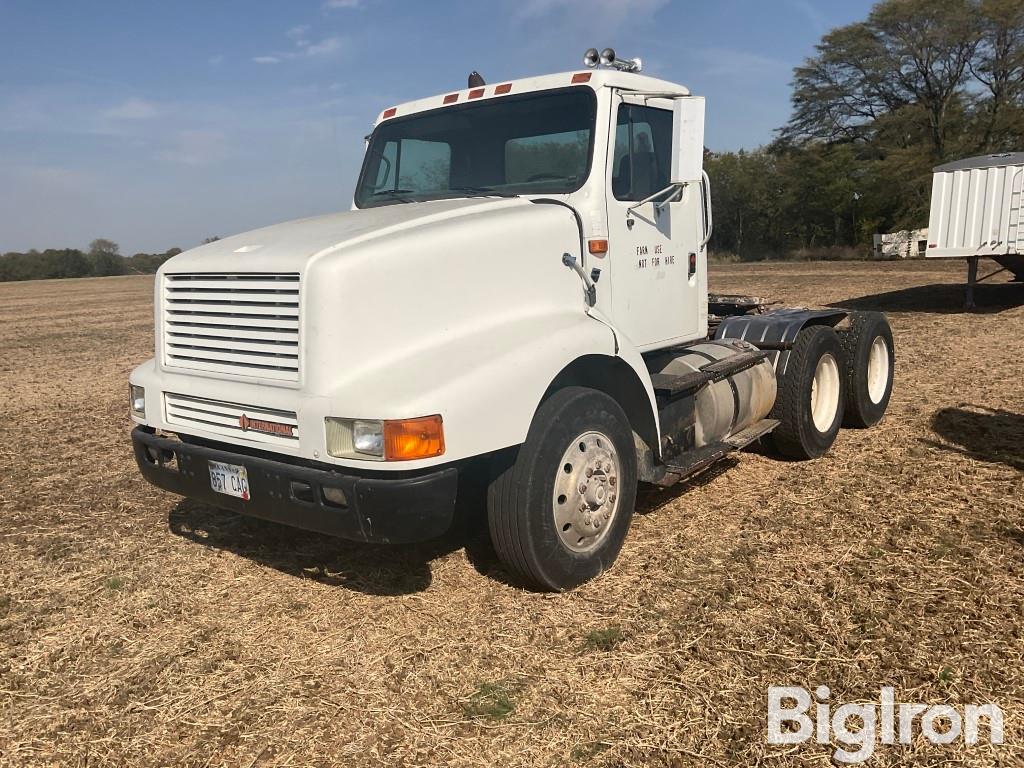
{"left": 838, "top": 311, "right": 894, "bottom": 428}
{"left": 487, "top": 386, "right": 637, "bottom": 591}
{"left": 769, "top": 325, "right": 844, "bottom": 460}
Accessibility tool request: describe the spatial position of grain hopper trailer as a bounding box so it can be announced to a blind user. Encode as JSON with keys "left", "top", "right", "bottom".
{"left": 927, "top": 152, "right": 1024, "bottom": 307}
{"left": 129, "top": 50, "right": 895, "bottom": 590}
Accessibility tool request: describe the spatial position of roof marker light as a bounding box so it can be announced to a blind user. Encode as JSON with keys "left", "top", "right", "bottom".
{"left": 443, "top": 93, "right": 459, "bottom": 104}
{"left": 494, "top": 83, "right": 512, "bottom": 95}
{"left": 468, "top": 87, "right": 485, "bottom": 99}
{"left": 382, "top": 107, "right": 397, "bottom": 119}
{"left": 571, "top": 72, "right": 592, "bottom": 84}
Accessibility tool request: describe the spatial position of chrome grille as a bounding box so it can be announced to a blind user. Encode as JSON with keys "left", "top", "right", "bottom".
{"left": 164, "top": 392, "right": 299, "bottom": 446}
{"left": 162, "top": 273, "right": 300, "bottom": 382}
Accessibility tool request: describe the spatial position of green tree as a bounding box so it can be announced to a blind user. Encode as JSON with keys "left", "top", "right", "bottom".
{"left": 705, "top": 149, "right": 783, "bottom": 258}
{"left": 972, "top": 0, "right": 1024, "bottom": 149}
{"left": 780, "top": 0, "right": 1024, "bottom": 248}
{"left": 87, "top": 238, "right": 126, "bottom": 277}
{"left": 786, "top": 0, "right": 980, "bottom": 159}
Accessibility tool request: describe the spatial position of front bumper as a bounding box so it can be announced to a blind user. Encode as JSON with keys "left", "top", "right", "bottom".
{"left": 132, "top": 427, "right": 458, "bottom": 544}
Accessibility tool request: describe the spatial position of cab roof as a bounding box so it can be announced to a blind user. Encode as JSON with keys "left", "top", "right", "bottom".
{"left": 375, "top": 70, "right": 691, "bottom": 124}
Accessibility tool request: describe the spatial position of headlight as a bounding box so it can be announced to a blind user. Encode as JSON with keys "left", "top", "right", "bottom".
{"left": 326, "top": 418, "right": 383, "bottom": 460}
{"left": 325, "top": 415, "right": 444, "bottom": 461}
{"left": 353, "top": 420, "right": 385, "bottom": 457}
{"left": 130, "top": 385, "right": 146, "bottom": 418}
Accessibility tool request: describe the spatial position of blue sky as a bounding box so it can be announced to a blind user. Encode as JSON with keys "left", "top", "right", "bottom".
{"left": 0, "top": 0, "right": 875, "bottom": 254}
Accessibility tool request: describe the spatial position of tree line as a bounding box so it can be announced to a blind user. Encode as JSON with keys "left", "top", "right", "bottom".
{"left": 706, "top": 0, "right": 1024, "bottom": 261}
{"left": 0, "top": 238, "right": 221, "bottom": 282}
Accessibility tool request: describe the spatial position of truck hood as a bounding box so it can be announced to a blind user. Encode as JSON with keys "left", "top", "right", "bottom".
{"left": 163, "top": 197, "right": 538, "bottom": 273}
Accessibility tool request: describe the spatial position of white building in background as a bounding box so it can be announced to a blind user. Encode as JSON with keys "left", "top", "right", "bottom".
{"left": 873, "top": 228, "right": 929, "bottom": 259}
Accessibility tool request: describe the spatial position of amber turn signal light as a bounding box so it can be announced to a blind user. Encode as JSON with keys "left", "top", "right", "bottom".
{"left": 588, "top": 239, "right": 608, "bottom": 255}
{"left": 384, "top": 415, "right": 445, "bottom": 461}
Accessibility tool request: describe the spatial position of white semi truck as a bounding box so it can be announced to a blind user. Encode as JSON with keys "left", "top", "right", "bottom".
{"left": 130, "top": 50, "right": 895, "bottom": 591}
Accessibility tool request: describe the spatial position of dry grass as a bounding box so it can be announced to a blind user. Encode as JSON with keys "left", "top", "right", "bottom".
{"left": 1, "top": 262, "right": 1022, "bottom": 767}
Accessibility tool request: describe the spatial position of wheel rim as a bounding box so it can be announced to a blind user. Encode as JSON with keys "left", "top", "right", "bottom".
{"left": 866, "top": 336, "right": 890, "bottom": 404}
{"left": 810, "top": 352, "right": 840, "bottom": 433}
{"left": 552, "top": 430, "right": 622, "bottom": 553}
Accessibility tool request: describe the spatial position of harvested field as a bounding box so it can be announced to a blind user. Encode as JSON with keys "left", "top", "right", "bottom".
{"left": 1, "top": 260, "right": 1022, "bottom": 767}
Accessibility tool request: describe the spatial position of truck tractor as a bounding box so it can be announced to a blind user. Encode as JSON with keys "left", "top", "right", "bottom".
{"left": 129, "top": 49, "right": 895, "bottom": 591}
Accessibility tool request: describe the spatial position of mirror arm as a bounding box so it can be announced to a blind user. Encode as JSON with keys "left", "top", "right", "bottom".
{"left": 627, "top": 182, "right": 684, "bottom": 217}
{"left": 561, "top": 253, "right": 597, "bottom": 306}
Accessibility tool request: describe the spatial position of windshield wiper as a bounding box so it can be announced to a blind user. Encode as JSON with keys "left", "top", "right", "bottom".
{"left": 372, "top": 189, "right": 416, "bottom": 203}
{"left": 449, "top": 186, "right": 518, "bottom": 198}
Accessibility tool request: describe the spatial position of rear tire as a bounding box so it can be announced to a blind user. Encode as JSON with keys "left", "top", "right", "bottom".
{"left": 487, "top": 387, "right": 637, "bottom": 591}
{"left": 838, "top": 311, "right": 894, "bottom": 428}
{"left": 769, "top": 325, "right": 844, "bottom": 460}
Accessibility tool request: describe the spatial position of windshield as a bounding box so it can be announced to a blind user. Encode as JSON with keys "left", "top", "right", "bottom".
{"left": 354, "top": 87, "right": 597, "bottom": 208}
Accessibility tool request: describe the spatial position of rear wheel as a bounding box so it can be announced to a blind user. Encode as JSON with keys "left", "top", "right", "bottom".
{"left": 487, "top": 387, "right": 637, "bottom": 591}
{"left": 769, "top": 325, "right": 845, "bottom": 460}
{"left": 838, "top": 311, "right": 894, "bottom": 428}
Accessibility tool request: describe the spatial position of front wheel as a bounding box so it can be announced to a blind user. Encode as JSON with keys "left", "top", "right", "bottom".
{"left": 487, "top": 387, "right": 638, "bottom": 591}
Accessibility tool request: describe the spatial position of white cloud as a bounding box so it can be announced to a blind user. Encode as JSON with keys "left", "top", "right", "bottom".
{"left": 323, "top": 0, "right": 360, "bottom": 8}
{"left": 18, "top": 164, "right": 89, "bottom": 189}
{"left": 691, "top": 48, "right": 790, "bottom": 79}
{"left": 252, "top": 34, "right": 345, "bottom": 65}
{"left": 305, "top": 37, "right": 342, "bottom": 57}
{"left": 208, "top": 54, "right": 225, "bottom": 65}
{"left": 784, "top": 0, "right": 826, "bottom": 34}
{"left": 159, "top": 130, "right": 228, "bottom": 167}
{"left": 103, "top": 98, "right": 159, "bottom": 120}
{"left": 287, "top": 24, "right": 311, "bottom": 40}
{"left": 517, "top": 0, "right": 667, "bottom": 24}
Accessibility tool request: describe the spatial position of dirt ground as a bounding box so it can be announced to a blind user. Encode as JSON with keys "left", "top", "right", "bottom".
{"left": 1, "top": 260, "right": 1022, "bottom": 767}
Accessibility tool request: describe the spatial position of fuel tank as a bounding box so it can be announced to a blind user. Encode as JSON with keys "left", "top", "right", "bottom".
{"left": 647, "top": 339, "right": 777, "bottom": 448}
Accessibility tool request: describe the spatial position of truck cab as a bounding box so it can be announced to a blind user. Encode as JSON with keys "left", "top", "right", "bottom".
{"left": 130, "top": 53, "right": 895, "bottom": 590}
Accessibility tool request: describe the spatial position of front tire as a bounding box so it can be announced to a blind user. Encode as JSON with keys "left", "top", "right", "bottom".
{"left": 769, "top": 325, "right": 845, "bottom": 460}
{"left": 487, "top": 387, "right": 637, "bottom": 591}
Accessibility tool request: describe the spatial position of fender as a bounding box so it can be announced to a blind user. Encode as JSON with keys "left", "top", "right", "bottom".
{"left": 585, "top": 306, "right": 662, "bottom": 448}
{"left": 715, "top": 308, "right": 848, "bottom": 375}
{"left": 532, "top": 198, "right": 662, "bottom": 458}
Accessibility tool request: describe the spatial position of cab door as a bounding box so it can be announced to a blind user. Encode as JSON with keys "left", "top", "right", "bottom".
{"left": 604, "top": 95, "right": 706, "bottom": 351}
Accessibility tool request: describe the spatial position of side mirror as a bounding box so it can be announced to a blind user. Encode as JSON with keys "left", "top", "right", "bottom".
{"left": 671, "top": 97, "right": 706, "bottom": 184}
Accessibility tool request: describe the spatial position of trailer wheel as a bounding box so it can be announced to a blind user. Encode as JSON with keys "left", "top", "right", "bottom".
{"left": 769, "top": 325, "right": 844, "bottom": 460}
{"left": 838, "top": 311, "right": 894, "bottom": 428}
{"left": 487, "top": 386, "right": 637, "bottom": 591}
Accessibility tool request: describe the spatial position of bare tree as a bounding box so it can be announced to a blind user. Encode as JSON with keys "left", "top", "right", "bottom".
{"left": 88, "top": 238, "right": 120, "bottom": 257}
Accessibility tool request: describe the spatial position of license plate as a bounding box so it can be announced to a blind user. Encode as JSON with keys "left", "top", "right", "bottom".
{"left": 208, "top": 461, "right": 250, "bottom": 501}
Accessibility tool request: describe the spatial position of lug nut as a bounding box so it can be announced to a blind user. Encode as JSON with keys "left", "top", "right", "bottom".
{"left": 610, "top": 476, "right": 617, "bottom": 486}
{"left": 586, "top": 468, "right": 593, "bottom": 478}
{"left": 579, "top": 483, "right": 587, "bottom": 494}
{"left": 609, "top": 493, "right": 616, "bottom": 503}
